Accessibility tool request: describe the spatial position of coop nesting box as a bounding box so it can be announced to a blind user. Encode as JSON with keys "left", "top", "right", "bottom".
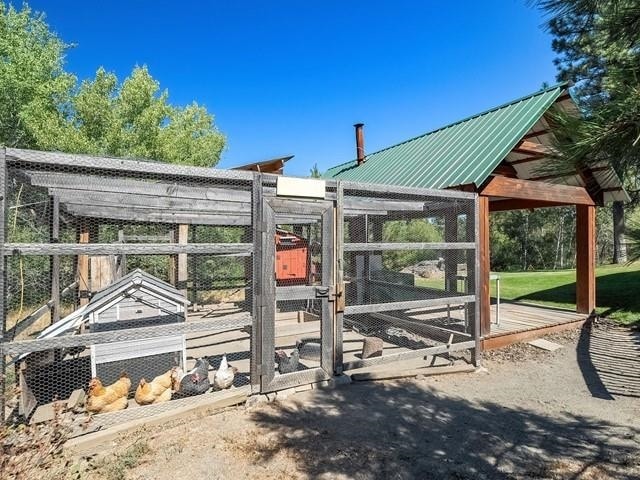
{"left": 85, "top": 269, "right": 188, "bottom": 386}
{"left": 275, "top": 229, "right": 310, "bottom": 285}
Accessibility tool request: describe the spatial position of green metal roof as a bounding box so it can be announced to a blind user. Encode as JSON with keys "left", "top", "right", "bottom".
{"left": 324, "top": 84, "right": 567, "bottom": 189}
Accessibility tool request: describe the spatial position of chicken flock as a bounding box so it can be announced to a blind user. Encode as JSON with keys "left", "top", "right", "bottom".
{"left": 85, "top": 354, "right": 237, "bottom": 414}
{"left": 86, "top": 348, "right": 301, "bottom": 415}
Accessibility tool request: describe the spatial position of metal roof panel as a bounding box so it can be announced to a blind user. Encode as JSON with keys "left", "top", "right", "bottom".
{"left": 325, "top": 84, "right": 566, "bottom": 189}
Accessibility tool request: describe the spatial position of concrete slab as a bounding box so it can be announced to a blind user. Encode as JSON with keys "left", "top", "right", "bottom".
{"left": 527, "top": 338, "right": 563, "bottom": 352}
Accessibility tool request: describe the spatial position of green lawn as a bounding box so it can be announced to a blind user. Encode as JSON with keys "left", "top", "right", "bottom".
{"left": 491, "top": 263, "right": 640, "bottom": 325}
{"left": 414, "top": 263, "right": 640, "bottom": 325}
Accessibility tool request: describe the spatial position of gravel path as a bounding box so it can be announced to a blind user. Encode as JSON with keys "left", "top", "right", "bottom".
{"left": 97, "top": 323, "right": 640, "bottom": 480}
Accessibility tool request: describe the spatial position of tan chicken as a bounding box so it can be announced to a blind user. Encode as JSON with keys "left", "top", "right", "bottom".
{"left": 86, "top": 373, "right": 131, "bottom": 414}
{"left": 134, "top": 367, "right": 177, "bottom": 405}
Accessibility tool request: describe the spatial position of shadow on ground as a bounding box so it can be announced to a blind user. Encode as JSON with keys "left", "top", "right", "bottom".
{"left": 248, "top": 380, "right": 640, "bottom": 480}
{"left": 577, "top": 322, "right": 640, "bottom": 400}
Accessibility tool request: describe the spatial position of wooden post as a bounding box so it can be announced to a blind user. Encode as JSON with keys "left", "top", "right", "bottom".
{"left": 444, "top": 213, "right": 458, "bottom": 293}
{"left": 369, "top": 218, "right": 383, "bottom": 272}
{"left": 465, "top": 207, "right": 476, "bottom": 331}
{"left": 576, "top": 204, "right": 596, "bottom": 314}
{"left": 168, "top": 227, "right": 177, "bottom": 286}
{"left": 478, "top": 196, "right": 491, "bottom": 337}
{"left": 177, "top": 224, "right": 189, "bottom": 301}
{"left": 116, "top": 228, "right": 126, "bottom": 277}
{"left": 350, "top": 217, "right": 367, "bottom": 305}
{"left": 0, "top": 148, "right": 7, "bottom": 423}
{"left": 49, "top": 196, "right": 60, "bottom": 323}
{"left": 77, "top": 219, "right": 90, "bottom": 306}
{"left": 242, "top": 225, "right": 252, "bottom": 309}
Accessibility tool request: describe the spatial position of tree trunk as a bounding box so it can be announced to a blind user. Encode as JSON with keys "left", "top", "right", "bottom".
{"left": 612, "top": 201, "right": 627, "bottom": 264}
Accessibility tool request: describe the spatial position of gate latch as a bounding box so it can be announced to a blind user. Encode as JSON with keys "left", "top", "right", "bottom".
{"left": 315, "top": 286, "right": 330, "bottom": 298}
{"left": 315, "top": 285, "right": 343, "bottom": 305}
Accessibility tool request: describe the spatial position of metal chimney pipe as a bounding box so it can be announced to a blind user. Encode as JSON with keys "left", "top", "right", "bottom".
{"left": 354, "top": 123, "right": 365, "bottom": 165}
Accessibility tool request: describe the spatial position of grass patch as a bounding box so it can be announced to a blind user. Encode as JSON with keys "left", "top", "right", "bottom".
{"left": 491, "top": 263, "right": 640, "bottom": 325}
{"left": 94, "top": 439, "right": 150, "bottom": 480}
{"left": 412, "top": 263, "right": 640, "bottom": 325}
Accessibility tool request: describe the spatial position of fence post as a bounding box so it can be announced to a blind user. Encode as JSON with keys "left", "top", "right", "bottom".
{"left": 49, "top": 196, "right": 60, "bottom": 324}
{"left": 0, "top": 148, "right": 6, "bottom": 423}
{"left": 250, "top": 173, "right": 263, "bottom": 394}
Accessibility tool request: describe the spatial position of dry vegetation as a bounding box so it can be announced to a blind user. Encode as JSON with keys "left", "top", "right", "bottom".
{"left": 0, "top": 400, "right": 75, "bottom": 480}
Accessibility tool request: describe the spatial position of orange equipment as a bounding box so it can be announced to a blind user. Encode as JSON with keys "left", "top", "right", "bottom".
{"left": 275, "top": 229, "right": 310, "bottom": 285}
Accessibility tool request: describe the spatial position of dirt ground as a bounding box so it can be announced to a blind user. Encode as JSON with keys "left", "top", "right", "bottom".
{"left": 86, "top": 322, "right": 640, "bottom": 480}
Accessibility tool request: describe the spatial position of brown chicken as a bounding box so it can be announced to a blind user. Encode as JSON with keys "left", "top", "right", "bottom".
{"left": 86, "top": 373, "right": 131, "bottom": 414}
{"left": 134, "top": 367, "right": 176, "bottom": 405}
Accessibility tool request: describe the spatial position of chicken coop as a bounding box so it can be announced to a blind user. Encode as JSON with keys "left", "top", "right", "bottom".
{"left": 86, "top": 269, "right": 188, "bottom": 385}
{"left": 0, "top": 148, "right": 479, "bottom": 432}
{"left": 16, "top": 269, "right": 188, "bottom": 418}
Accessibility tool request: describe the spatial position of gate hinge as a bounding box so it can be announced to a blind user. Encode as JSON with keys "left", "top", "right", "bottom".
{"left": 335, "top": 281, "right": 345, "bottom": 313}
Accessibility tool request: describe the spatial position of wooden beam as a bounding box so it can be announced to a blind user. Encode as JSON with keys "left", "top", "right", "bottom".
{"left": 448, "top": 183, "right": 477, "bottom": 193}
{"left": 28, "top": 171, "right": 252, "bottom": 204}
{"left": 522, "top": 129, "right": 550, "bottom": 139}
{"left": 480, "top": 176, "right": 594, "bottom": 206}
{"left": 465, "top": 205, "right": 477, "bottom": 341}
{"left": 478, "top": 196, "right": 491, "bottom": 337}
{"left": 577, "top": 167, "right": 604, "bottom": 206}
{"left": 576, "top": 205, "right": 596, "bottom": 314}
{"left": 50, "top": 188, "right": 250, "bottom": 214}
{"left": 177, "top": 224, "right": 189, "bottom": 300}
{"left": 526, "top": 171, "right": 575, "bottom": 182}
{"left": 508, "top": 154, "right": 547, "bottom": 166}
{"left": 77, "top": 220, "right": 90, "bottom": 306}
{"left": 489, "top": 198, "right": 570, "bottom": 212}
{"left": 482, "top": 317, "right": 588, "bottom": 350}
{"left": 444, "top": 214, "right": 458, "bottom": 292}
{"left": 63, "top": 204, "right": 252, "bottom": 226}
{"left": 512, "top": 140, "right": 553, "bottom": 156}
{"left": 49, "top": 196, "right": 60, "bottom": 323}
{"left": 492, "top": 161, "right": 518, "bottom": 178}
{"left": 5, "top": 242, "right": 253, "bottom": 256}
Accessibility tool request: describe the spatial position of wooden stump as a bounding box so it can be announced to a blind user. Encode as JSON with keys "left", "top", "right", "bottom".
{"left": 361, "top": 337, "right": 383, "bottom": 359}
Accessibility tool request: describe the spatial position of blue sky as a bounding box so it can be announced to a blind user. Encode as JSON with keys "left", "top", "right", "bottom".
{"left": 28, "top": 1, "right": 558, "bottom": 176}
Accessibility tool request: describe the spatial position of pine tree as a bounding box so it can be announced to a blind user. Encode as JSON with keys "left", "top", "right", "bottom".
{"left": 536, "top": 0, "right": 640, "bottom": 263}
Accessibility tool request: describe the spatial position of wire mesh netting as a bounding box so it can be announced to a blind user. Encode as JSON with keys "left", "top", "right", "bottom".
{"left": 0, "top": 148, "right": 479, "bottom": 433}
{"left": 340, "top": 183, "right": 478, "bottom": 371}
{"left": 1, "top": 149, "right": 255, "bottom": 431}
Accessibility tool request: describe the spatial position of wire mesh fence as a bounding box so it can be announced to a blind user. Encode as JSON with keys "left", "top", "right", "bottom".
{"left": 339, "top": 182, "right": 478, "bottom": 371}
{"left": 0, "top": 148, "right": 479, "bottom": 433}
{"left": 1, "top": 149, "right": 255, "bottom": 432}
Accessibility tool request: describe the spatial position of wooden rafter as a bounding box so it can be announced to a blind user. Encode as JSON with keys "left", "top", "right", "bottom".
{"left": 576, "top": 167, "right": 604, "bottom": 205}
{"left": 507, "top": 154, "right": 547, "bottom": 166}
{"left": 492, "top": 161, "right": 518, "bottom": 178}
{"left": 526, "top": 171, "right": 576, "bottom": 182}
{"left": 522, "top": 129, "right": 550, "bottom": 139}
{"left": 512, "top": 140, "right": 554, "bottom": 156}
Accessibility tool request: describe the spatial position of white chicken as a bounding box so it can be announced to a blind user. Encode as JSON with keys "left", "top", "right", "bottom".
{"left": 213, "top": 354, "right": 237, "bottom": 390}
